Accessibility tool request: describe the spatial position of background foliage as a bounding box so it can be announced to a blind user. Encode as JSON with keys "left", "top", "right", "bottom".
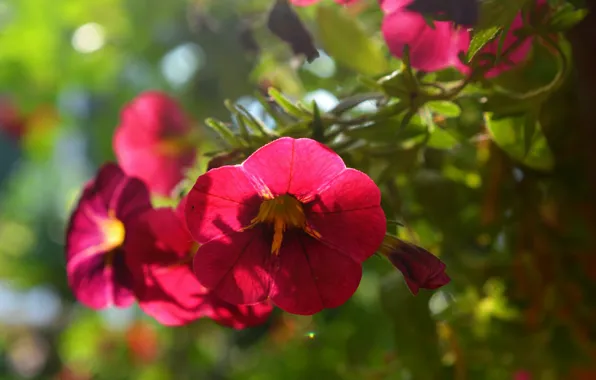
{"left": 1, "top": 0, "right": 595, "bottom": 379}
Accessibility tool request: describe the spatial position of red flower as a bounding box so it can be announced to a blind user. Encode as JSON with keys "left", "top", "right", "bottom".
{"left": 125, "top": 196, "right": 273, "bottom": 328}
{"left": 381, "top": 236, "right": 450, "bottom": 295}
{"left": 65, "top": 163, "right": 152, "bottom": 309}
{"left": 380, "top": 0, "right": 469, "bottom": 72}
{"left": 185, "top": 137, "right": 386, "bottom": 315}
{"left": 113, "top": 91, "right": 197, "bottom": 197}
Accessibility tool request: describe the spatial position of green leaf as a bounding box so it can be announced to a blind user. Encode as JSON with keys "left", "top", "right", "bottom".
{"left": 427, "top": 128, "right": 460, "bottom": 149}
{"left": 316, "top": 5, "right": 388, "bottom": 76}
{"left": 426, "top": 101, "right": 461, "bottom": 118}
{"left": 205, "top": 118, "right": 240, "bottom": 147}
{"left": 268, "top": 87, "right": 311, "bottom": 119}
{"left": 468, "top": 0, "right": 529, "bottom": 61}
{"left": 548, "top": 3, "right": 588, "bottom": 31}
{"left": 485, "top": 113, "right": 554, "bottom": 171}
{"left": 467, "top": 27, "right": 500, "bottom": 62}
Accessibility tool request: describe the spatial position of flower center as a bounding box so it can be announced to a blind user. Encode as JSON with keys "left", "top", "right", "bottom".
{"left": 249, "top": 194, "right": 319, "bottom": 255}
{"left": 101, "top": 216, "right": 126, "bottom": 252}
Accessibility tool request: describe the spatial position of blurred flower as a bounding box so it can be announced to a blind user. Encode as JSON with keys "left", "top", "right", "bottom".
{"left": 125, "top": 196, "right": 273, "bottom": 328}
{"left": 125, "top": 321, "right": 159, "bottom": 364}
{"left": 65, "top": 163, "right": 152, "bottom": 309}
{"left": 513, "top": 370, "right": 532, "bottom": 380}
{"left": 113, "top": 91, "right": 197, "bottom": 197}
{"left": 0, "top": 96, "right": 26, "bottom": 140}
{"left": 380, "top": 235, "right": 450, "bottom": 295}
{"left": 380, "top": 0, "right": 469, "bottom": 72}
{"left": 186, "top": 137, "right": 386, "bottom": 315}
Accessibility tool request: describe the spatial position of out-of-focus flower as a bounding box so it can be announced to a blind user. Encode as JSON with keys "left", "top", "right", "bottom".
{"left": 380, "top": 235, "right": 450, "bottom": 295}
{"left": 0, "top": 97, "right": 26, "bottom": 140}
{"left": 186, "top": 137, "right": 386, "bottom": 315}
{"left": 65, "top": 163, "right": 152, "bottom": 309}
{"left": 125, "top": 196, "right": 273, "bottom": 328}
{"left": 513, "top": 370, "right": 532, "bottom": 380}
{"left": 380, "top": 0, "right": 469, "bottom": 72}
{"left": 113, "top": 91, "right": 197, "bottom": 197}
{"left": 125, "top": 321, "right": 159, "bottom": 364}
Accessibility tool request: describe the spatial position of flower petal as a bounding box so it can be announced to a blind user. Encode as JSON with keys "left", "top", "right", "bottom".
{"left": 193, "top": 228, "right": 272, "bottom": 305}
{"left": 242, "top": 137, "right": 345, "bottom": 199}
{"left": 270, "top": 233, "right": 362, "bottom": 315}
{"left": 306, "top": 169, "right": 386, "bottom": 262}
{"left": 67, "top": 249, "right": 134, "bottom": 309}
{"left": 381, "top": 10, "right": 468, "bottom": 72}
{"left": 186, "top": 166, "right": 262, "bottom": 243}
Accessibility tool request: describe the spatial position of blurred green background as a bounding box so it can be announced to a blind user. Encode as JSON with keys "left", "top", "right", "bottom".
{"left": 1, "top": 0, "right": 596, "bottom": 379}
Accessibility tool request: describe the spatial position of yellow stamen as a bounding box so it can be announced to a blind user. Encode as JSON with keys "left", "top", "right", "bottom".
{"left": 247, "top": 194, "right": 318, "bottom": 255}
{"left": 101, "top": 215, "right": 126, "bottom": 252}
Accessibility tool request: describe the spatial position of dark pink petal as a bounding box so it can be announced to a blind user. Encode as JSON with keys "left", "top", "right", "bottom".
{"left": 387, "top": 241, "right": 450, "bottom": 294}
{"left": 306, "top": 169, "right": 386, "bottom": 262}
{"left": 242, "top": 138, "right": 345, "bottom": 198}
{"left": 205, "top": 300, "right": 274, "bottom": 329}
{"left": 381, "top": 10, "right": 469, "bottom": 72}
{"left": 193, "top": 228, "right": 272, "bottom": 305}
{"left": 269, "top": 232, "right": 362, "bottom": 315}
{"left": 67, "top": 249, "right": 134, "bottom": 309}
{"left": 185, "top": 166, "right": 263, "bottom": 243}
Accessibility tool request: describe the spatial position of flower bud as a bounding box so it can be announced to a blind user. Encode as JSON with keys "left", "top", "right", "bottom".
{"left": 380, "top": 235, "right": 450, "bottom": 295}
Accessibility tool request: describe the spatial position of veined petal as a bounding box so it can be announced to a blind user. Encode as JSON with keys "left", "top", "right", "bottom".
{"left": 242, "top": 138, "right": 345, "bottom": 199}
{"left": 270, "top": 233, "right": 362, "bottom": 315}
{"left": 193, "top": 228, "right": 272, "bottom": 305}
{"left": 186, "top": 166, "right": 263, "bottom": 243}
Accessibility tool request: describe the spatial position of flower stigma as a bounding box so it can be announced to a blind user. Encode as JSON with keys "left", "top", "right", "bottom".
{"left": 248, "top": 194, "right": 320, "bottom": 255}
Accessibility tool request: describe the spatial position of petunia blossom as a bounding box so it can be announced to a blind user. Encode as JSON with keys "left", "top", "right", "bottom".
{"left": 65, "top": 163, "right": 152, "bottom": 309}
{"left": 113, "top": 91, "right": 197, "bottom": 197}
{"left": 380, "top": 235, "right": 450, "bottom": 295}
{"left": 186, "top": 137, "right": 386, "bottom": 315}
{"left": 380, "top": 0, "right": 470, "bottom": 72}
{"left": 125, "top": 196, "right": 273, "bottom": 328}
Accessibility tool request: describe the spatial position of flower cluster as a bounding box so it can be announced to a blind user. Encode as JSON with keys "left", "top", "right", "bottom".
{"left": 293, "top": 0, "right": 540, "bottom": 76}
{"left": 65, "top": 90, "right": 451, "bottom": 327}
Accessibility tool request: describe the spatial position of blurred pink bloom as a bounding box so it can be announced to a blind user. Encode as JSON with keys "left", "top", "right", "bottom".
{"left": 380, "top": 0, "right": 469, "bottom": 72}
{"left": 114, "top": 91, "right": 197, "bottom": 197}
{"left": 513, "top": 370, "right": 532, "bottom": 380}
{"left": 65, "top": 163, "right": 152, "bottom": 309}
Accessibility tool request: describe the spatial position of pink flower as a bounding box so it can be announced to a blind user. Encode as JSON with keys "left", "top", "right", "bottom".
{"left": 380, "top": 0, "right": 469, "bottom": 72}
{"left": 65, "top": 163, "right": 152, "bottom": 309}
{"left": 113, "top": 91, "right": 197, "bottom": 197}
{"left": 185, "top": 137, "right": 386, "bottom": 315}
{"left": 125, "top": 197, "right": 273, "bottom": 328}
{"left": 381, "top": 236, "right": 450, "bottom": 294}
